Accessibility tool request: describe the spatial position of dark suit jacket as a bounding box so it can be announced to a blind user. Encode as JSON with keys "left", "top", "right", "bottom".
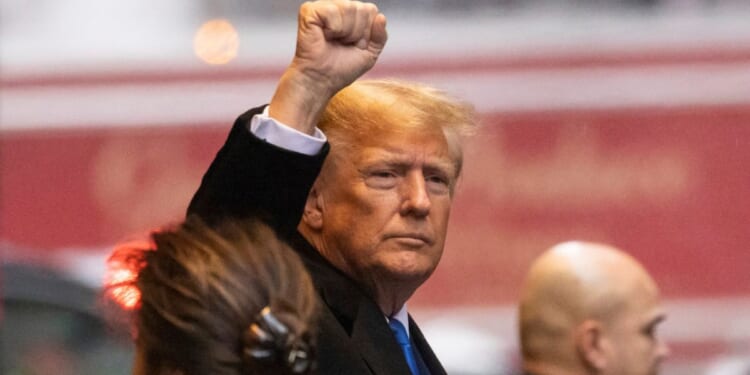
{"left": 188, "top": 106, "right": 446, "bottom": 375}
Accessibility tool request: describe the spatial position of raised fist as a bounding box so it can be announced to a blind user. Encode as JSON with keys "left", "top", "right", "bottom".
{"left": 292, "top": 0, "right": 387, "bottom": 91}
{"left": 269, "top": 0, "right": 387, "bottom": 133}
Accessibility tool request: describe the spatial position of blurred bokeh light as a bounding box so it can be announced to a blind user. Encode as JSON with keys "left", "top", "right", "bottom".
{"left": 193, "top": 18, "right": 239, "bottom": 65}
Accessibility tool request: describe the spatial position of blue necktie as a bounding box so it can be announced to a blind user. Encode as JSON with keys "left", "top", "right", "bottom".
{"left": 388, "top": 318, "right": 419, "bottom": 375}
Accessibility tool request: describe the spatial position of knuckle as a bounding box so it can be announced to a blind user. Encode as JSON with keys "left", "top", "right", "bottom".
{"left": 300, "top": 1, "right": 313, "bottom": 12}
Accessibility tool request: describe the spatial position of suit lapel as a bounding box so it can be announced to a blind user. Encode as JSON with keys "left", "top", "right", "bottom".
{"left": 289, "top": 233, "right": 438, "bottom": 375}
{"left": 350, "top": 298, "right": 413, "bottom": 375}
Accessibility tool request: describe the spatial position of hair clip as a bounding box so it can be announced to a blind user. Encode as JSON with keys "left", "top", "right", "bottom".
{"left": 259, "top": 306, "right": 289, "bottom": 339}
{"left": 244, "top": 306, "right": 313, "bottom": 374}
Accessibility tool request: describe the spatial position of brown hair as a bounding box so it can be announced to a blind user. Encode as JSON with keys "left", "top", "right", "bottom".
{"left": 318, "top": 79, "right": 477, "bottom": 178}
{"left": 106, "top": 216, "right": 317, "bottom": 375}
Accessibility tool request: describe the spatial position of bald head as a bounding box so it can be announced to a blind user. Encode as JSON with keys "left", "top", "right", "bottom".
{"left": 519, "top": 241, "right": 669, "bottom": 375}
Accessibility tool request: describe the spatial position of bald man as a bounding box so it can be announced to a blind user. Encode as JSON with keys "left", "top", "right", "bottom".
{"left": 518, "top": 241, "right": 670, "bottom": 375}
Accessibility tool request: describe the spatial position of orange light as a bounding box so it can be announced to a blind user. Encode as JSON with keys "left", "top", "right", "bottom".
{"left": 106, "top": 266, "right": 141, "bottom": 310}
{"left": 193, "top": 19, "right": 239, "bottom": 65}
{"left": 108, "top": 268, "right": 141, "bottom": 310}
{"left": 109, "top": 285, "right": 141, "bottom": 310}
{"left": 105, "top": 238, "right": 152, "bottom": 311}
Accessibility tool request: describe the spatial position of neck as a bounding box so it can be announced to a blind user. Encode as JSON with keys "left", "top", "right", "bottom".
{"left": 369, "top": 280, "right": 415, "bottom": 316}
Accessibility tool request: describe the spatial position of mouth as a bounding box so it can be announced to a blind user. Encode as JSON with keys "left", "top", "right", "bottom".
{"left": 388, "top": 233, "right": 434, "bottom": 246}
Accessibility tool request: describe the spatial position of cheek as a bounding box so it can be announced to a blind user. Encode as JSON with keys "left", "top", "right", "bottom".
{"left": 325, "top": 185, "right": 381, "bottom": 220}
{"left": 623, "top": 335, "right": 657, "bottom": 367}
{"left": 433, "top": 200, "right": 453, "bottom": 228}
{"left": 645, "top": 339, "right": 662, "bottom": 361}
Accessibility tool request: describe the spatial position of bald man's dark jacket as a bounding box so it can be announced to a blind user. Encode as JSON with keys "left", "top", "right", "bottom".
{"left": 188, "top": 107, "right": 445, "bottom": 375}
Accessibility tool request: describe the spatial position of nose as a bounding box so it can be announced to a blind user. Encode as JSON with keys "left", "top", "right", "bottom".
{"left": 657, "top": 339, "right": 671, "bottom": 360}
{"left": 400, "top": 171, "right": 431, "bottom": 217}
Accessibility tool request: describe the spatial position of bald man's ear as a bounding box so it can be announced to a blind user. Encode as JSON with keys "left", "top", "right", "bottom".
{"left": 575, "top": 320, "right": 608, "bottom": 371}
{"left": 301, "top": 184, "right": 324, "bottom": 230}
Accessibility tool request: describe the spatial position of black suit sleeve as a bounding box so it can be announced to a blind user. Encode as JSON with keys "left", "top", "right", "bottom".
{"left": 187, "top": 106, "right": 330, "bottom": 237}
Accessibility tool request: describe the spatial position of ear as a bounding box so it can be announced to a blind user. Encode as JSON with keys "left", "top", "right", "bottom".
{"left": 575, "top": 320, "right": 608, "bottom": 371}
{"left": 301, "top": 184, "right": 324, "bottom": 230}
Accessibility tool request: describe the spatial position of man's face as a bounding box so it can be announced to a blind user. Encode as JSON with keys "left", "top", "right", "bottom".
{"left": 314, "top": 127, "right": 457, "bottom": 296}
{"left": 602, "top": 282, "right": 669, "bottom": 375}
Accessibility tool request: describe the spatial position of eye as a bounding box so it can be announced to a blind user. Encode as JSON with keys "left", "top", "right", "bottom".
{"left": 425, "top": 174, "right": 451, "bottom": 194}
{"left": 642, "top": 322, "right": 660, "bottom": 339}
{"left": 373, "top": 171, "right": 396, "bottom": 178}
{"left": 365, "top": 170, "right": 398, "bottom": 189}
{"left": 426, "top": 175, "right": 448, "bottom": 185}
{"left": 643, "top": 326, "right": 654, "bottom": 337}
{"left": 642, "top": 314, "right": 666, "bottom": 339}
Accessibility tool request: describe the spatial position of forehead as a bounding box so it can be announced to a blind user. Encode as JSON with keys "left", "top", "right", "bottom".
{"left": 616, "top": 285, "right": 665, "bottom": 326}
{"left": 352, "top": 128, "right": 455, "bottom": 166}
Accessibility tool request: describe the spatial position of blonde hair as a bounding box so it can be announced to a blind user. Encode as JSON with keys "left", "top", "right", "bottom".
{"left": 107, "top": 216, "right": 317, "bottom": 375}
{"left": 318, "top": 79, "right": 477, "bottom": 176}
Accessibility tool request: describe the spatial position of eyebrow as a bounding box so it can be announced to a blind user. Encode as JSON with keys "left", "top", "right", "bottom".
{"left": 646, "top": 311, "right": 667, "bottom": 328}
{"left": 364, "top": 154, "right": 457, "bottom": 175}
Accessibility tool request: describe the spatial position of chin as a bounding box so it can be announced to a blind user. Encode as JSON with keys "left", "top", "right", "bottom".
{"left": 381, "top": 258, "right": 438, "bottom": 283}
{"left": 390, "top": 267, "right": 433, "bottom": 281}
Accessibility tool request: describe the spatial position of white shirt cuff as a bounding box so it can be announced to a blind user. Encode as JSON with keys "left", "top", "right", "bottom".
{"left": 248, "top": 106, "right": 327, "bottom": 156}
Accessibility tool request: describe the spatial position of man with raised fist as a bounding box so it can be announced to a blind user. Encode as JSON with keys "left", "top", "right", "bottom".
{"left": 189, "top": 1, "right": 477, "bottom": 373}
